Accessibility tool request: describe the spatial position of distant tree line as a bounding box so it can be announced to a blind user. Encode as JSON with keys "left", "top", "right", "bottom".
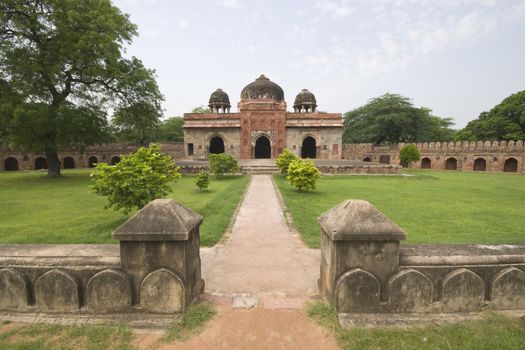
{"left": 343, "top": 90, "right": 525, "bottom": 145}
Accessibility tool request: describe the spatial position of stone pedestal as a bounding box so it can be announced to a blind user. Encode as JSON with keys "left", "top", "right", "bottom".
{"left": 318, "top": 200, "right": 406, "bottom": 312}
{"left": 113, "top": 199, "right": 205, "bottom": 313}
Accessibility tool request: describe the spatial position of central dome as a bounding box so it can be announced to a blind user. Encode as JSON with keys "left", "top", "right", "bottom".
{"left": 240, "top": 75, "right": 284, "bottom": 102}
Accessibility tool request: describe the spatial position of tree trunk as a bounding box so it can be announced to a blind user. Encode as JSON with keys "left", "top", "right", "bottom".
{"left": 46, "top": 150, "right": 61, "bottom": 177}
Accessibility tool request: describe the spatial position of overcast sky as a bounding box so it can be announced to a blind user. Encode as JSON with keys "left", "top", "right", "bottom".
{"left": 113, "top": 0, "right": 525, "bottom": 128}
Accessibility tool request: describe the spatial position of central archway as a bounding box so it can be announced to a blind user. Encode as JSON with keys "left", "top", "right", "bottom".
{"left": 209, "top": 136, "right": 225, "bottom": 154}
{"left": 254, "top": 136, "right": 271, "bottom": 159}
{"left": 301, "top": 136, "right": 317, "bottom": 159}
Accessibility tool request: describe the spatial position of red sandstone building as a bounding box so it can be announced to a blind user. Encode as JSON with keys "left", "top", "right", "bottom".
{"left": 183, "top": 75, "right": 343, "bottom": 160}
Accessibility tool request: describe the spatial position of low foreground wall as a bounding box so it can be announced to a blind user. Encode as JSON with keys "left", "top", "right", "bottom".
{"left": 0, "top": 199, "right": 203, "bottom": 314}
{"left": 319, "top": 200, "right": 525, "bottom": 321}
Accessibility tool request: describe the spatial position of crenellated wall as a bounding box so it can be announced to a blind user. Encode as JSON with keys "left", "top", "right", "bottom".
{"left": 342, "top": 141, "right": 525, "bottom": 173}
{"left": 319, "top": 200, "right": 525, "bottom": 324}
{"left": 0, "top": 142, "right": 185, "bottom": 171}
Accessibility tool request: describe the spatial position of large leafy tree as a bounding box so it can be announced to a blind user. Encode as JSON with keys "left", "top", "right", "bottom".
{"left": 156, "top": 116, "right": 184, "bottom": 142}
{"left": 455, "top": 90, "right": 525, "bottom": 141}
{"left": 0, "top": 0, "right": 163, "bottom": 177}
{"left": 343, "top": 93, "right": 455, "bottom": 144}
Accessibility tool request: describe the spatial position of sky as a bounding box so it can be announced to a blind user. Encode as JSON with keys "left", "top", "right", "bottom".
{"left": 113, "top": 0, "right": 525, "bottom": 128}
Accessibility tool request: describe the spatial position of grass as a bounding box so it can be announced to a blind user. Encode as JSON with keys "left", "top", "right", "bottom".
{"left": 0, "top": 323, "right": 134, "bottom": 350}
{"left": 0, "top": 169, "right": 249, "bottom": 245}
{"left": 162, "top": 302, "right": 217, "bottom": 343}
{"left": 307, "top": 301, "right": 525, "bottom": 350}
{"left": 274, "top": 170, "right": 525, "bottom": 248}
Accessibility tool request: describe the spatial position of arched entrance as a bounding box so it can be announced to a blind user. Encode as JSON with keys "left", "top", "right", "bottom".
{"left": 301, "top": 137, "right": 317, "bottom": 159}
{"left": 4, "top": 157, "right": 19, "bottom": 171}
{"left": 88, "top": 156, "right": 98, "bottom": 168}
{"left": 110, "top": 156, "right": 121, "bottom": 165}
{"left": 63, "top": 157, "right": 75, "bottom": 169}
{"left": 445, "top": 157, "right": 457, "bottom": 170}
{"left": 421, "top": 157, "right": 431, "bottom": 169}
{"left": 35, "top": 157, "right": 48, "bottom": 170}
{"left": 254, "top": 136, "right": 271, "bottom": 159}
{"left": 473, "top": 158, "right": 486, "bottom": 171}
{"left": 504, "top": 158, "right": 518, "bottom": 172}
{"left": 363, "top": 157, "right": 371, "bottom": 162}
{"left": 209, "top": 136, "right": 225, "bottom": 154}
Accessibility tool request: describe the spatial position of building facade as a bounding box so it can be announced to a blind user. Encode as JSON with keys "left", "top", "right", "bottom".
{"left": 183, "top": 75, "right": 343, "bottom": 160}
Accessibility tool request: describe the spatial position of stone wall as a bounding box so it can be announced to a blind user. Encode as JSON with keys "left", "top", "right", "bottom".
{"left": 319, "top": 200, "right": 525, "bottom": 320}
{"left": 0, "top": 199, "right": 203, "bottom": 314}
{"left": 342, "top": 141, "right": 525, "bottom": 173}
{"left": 0, "top": 143, "right": 185, "bottom": 171}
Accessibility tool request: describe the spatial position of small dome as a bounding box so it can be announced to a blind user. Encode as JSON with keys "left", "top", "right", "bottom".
{"left": 240, "top": 75, "right": 284, "bottom": 102}
{"left": 293, "top": 89, "right": 317, "bottom": 113}
{"left": 208, "top": 88, "right": 231, "bottom": 107}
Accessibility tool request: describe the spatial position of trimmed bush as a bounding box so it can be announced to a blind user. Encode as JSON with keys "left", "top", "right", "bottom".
{"left": 91, "top": 144, "right": 180, "bottom": 214}
{"left": 286, "top": 158, "right": 321, "bottom": 191}
{"left": 399, "top": 144, "right": 421, "bottom": 167}
{"left": 195, "top": 170, "right": 210, "bottom": 191}
{"left": 208, "top": 153, "right": 239, "bottom": 178}
{"left": 276, "top": 148, "right": 298, "bottom": 175}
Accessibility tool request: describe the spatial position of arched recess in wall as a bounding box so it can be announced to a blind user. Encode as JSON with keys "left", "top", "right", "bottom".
{"left": 301, "top": 136, "right": 317, "bottom": 159}
{"left": 209, "top": 136, "right": 225, "bottom": 154}
{"left": 4, "top": 157, "right": 19, "bottom": 171}
{"left": 445, "top": 157, "right": 457, "bottom": 170}
{"left": 504, "top": 158, "right": 518, "bottom": 172}
{"left": 63, "top": 157, "right": 75, "bottom": 169}
{"left": 473, "top": 158, "right": 486, "bottom": 171}
{"left": 421, "top": 157, "right": 431, "bottom": 169}
{"left": 110, "top": 156, "right": 121, "bottom": 165}
{"left": 363, "top": 157, "right": 371, "bottom": 162}
{"left": 88, "top": 156, "right": 98, "bottom": 168}
{"left": 35, "top": 157, "right": 48, "bottom": 170}
{"left": 254, "top": 135, "right": 272, "bottom": 159}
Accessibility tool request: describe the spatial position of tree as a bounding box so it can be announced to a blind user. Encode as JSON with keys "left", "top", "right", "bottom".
{"left": 0, "top": 0, "right": 163, "bottom": 177}
{"left": 343, "top": 93, "right": 455, "bottom": 144}
{"left": 91, "top": 144, "right": 180, "bottom": 214}
{"left": 276, "top": 148, "right": 298, "bottom": 175}
{"left": 156, "top": 117, "right": 184, "bottom": 142}
{"left": 399, "top": 144, "right": 420, "bottom": 167}
{"left": 112, "top": 102, "right": 162, "bottom": 146}
{"left": 455, "top": 90, "right": 525, "bottom": 141}
{"left": 286, "top": 158, "right": 321, "bottom": 191}
{"left": 191, "top": 105, "right": 211, "bottom": 113}
{"left": 195, "top": 170, "right": 209, "bottom": 191}
{"left": 208, "top": 153, "right": 239, "bottom": 178}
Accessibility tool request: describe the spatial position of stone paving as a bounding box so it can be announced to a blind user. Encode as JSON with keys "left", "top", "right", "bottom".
{"left": 200, "top": 175, "right": 321, "bottom": 308}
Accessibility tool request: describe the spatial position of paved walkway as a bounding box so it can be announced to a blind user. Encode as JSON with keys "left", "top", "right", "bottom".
{"left": 200, "top": 175, "right": 320, "bottom": 305}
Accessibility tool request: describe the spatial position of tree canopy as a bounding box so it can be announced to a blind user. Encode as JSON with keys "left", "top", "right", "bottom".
{"left": 156, "top": 116, "right": 184, "bottom": 142}
{"left": 343, "top": 93, "right": 455, "bottom": 145}
{"left": 455, "top": 90, "right": 525, "bottom": 141}
{"left": 0, "top": 0, "right": 163, "bottom": 176}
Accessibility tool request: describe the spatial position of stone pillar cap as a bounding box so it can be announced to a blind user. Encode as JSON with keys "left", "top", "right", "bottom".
{"left": 112, "top": 199, "right": 203, "bottom": 241}
{"left": 318, "top": 200, "right": 407, "bottom": 241}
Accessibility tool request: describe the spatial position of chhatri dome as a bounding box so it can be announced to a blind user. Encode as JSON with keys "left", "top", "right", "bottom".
{"left": 208, "top": 88, "right": 231, "bottom": 113}
{"left": 293, "top": 89, "right": 317, "bottom": 113}
{"left": 240, "top": 74, "right": 285, "bottom": 102}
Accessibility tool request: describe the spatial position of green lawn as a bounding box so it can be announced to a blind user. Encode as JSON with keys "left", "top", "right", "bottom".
{"left": 307, "top": 302, "right": 525, "bottom": 350}
{"left": 0, "top": 169, "right": 249, "bottom": 245}
{"left": 275, "top": 170, "right": 525, "bottom": 248}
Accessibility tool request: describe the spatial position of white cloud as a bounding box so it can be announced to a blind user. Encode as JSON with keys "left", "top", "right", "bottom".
{"left": 217, "top": 0, "right": 238, "bottom": 8}
{"left": 314, "top": 1, "right": 354, "bottom": 18}
{"left": 177, "top": 18, "right": 188, "bottom": 30}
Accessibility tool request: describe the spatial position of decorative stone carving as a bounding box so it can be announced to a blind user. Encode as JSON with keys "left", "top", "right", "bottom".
{"left": 387, "top": 269, "right": 433, "bottom": 312}
{"left": 491, "top": 267, "right": 525, "bottom": 310}
{"left": 87, "top": 269, "right": 131, "bottom": 313}
{"left": 35, "top": 269, "right": 79, "bottom": 313}
{"left": 0, "top": 268, "right": 28, "bottom": 311}
{"left": 442, "top": 268, "right": 484, "bottom": 312}
{"left": 336, "top": 268, "right": 380, "bottom": 313}
{"left": 140, "top": 268, "right": 184, "bottom": 313}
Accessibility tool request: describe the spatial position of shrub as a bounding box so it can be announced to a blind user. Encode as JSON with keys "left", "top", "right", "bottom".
{"left": 91, "top": 144, "right": 180, "bottom": 214}
{"left": 286, "top": 158, "right": 321, "bottom": 191}
{"left": 208, "top": 153, "right": 239, "bottom": 178}
{"left": 195, "top": 170, "right": 210, "bottom": 191}
{"left": 399, "top": 144, "right": 421, "bottom": 167}
{"left": 276, "top": 148, "right": 298, "bottom": 175}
